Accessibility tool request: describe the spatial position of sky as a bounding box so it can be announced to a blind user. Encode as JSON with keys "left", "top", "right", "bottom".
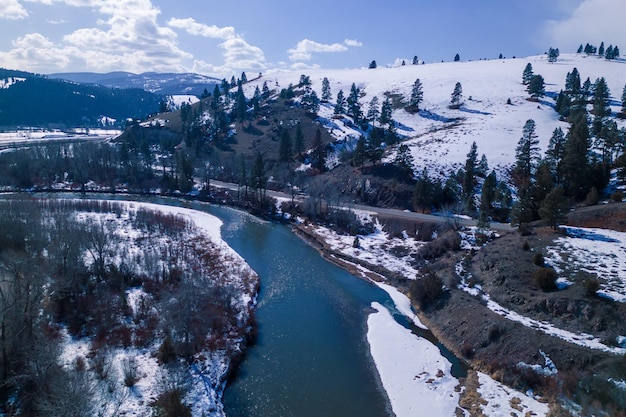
{"left": 0, "top": 0, "right": 625, "bottom": 78}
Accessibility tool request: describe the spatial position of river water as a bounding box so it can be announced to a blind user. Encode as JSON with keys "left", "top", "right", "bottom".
{"left": 4, "top": 194, "right": 465, "bottom": 416}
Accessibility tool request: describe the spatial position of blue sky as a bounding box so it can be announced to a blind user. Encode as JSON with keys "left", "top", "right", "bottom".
{"left": 1, "top": 0, "right": 624, "bottom": 77}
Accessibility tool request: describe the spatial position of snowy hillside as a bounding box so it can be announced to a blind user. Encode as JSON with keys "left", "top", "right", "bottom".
{"left": 245, "top": 54, "right": 626, "bottom": 176}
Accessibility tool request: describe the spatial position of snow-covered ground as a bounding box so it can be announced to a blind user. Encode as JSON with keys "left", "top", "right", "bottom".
{"left": 57, "top": 200, "right": 257, "bottom": 417}
{"left": 0, "top": 128, "right": 121, "bottom": 146}
{"left": 245, "top": 53, "right": 626, "bottom": 178}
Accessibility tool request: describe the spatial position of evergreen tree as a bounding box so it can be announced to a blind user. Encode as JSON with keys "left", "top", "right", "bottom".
{"left": 278, "top": 128, "right": 292, "bottom": 163}
{"left": 598, "top": 41, "right": 605, "bottom": 56}
{"left": 394, "top": 143, "right": 414, "bottom": 176}
{"left": 321, "top": 77, "right": 332, "bottom": 102}
{"left": 234, "top": 83, "right": 248, "bottom": 124}
{"left": 462, "top": 141, "right": 478, "bottom": 200}
{"left": 539, "top": 186, "right": 568, "bottom": 229}
{"left": 379, "top": 97, "right": 393, "bottom": 127}
{"left": 522, "top": 63, "right": 534, "bottom": 85}
{"left": 367, "top": 96, "right": 380, "bottom": 125}
{"left": 592, "top": 77, "right": 611, "bottom": 119}
{"left": 366, "top": 130, "right": 384, "bottom": 165}
{"left": 514, "top": 119, "right": 541, "bottom": 184}
{"left": 450, "top": 82, "right": 463, "bottom": 108}
{"left": 561, "top": 112, "right": 591, "bottom": 200}
{"left": 311, "top": 128, "right": 326, "bottom": 172}
{"left": 412, "top": 55, "right": 419, "bottom": 65}
{"left": 622, "top": 84, "right": 626, "bottom": 113}
{"left": 368, "top": 60, "right": 377, "bottom": 69}
{"left": 294, "top": 122, "right": 304, "bottom": 156}
{"left": 347, "top": 83, "right": 362, "bottom": 122}
{"left": 477, "top": 154, "right": 489, "bottom": 177}
{"left": 301, "top": 87, "right": 320, "bottom": 115}
{"left": 262, "top": 81, "right": 270, "bottom": 100}
{"left": 527, "top": 74, "right": 545, "bottom": 100}
{"left": 251, "top": 153, "right": 267, "bottom": 201}
{"left": 408, "top": 78, "right": 424, "bottom": 111}
{"left": 548, "top": 47, "right": 560, "bottom": 63}
{"left": 211, "top": 84, "right": 221, "bottom": 110}
{"left": 334, "top": 89, "right": 346, "bottom": 115}
{"left": 299, "top": 74, "right": 311, "bottom": 86}
{"left": 480, "top": 170, "right": 497, "bottom": 215}
{"left": 454, "top": 53, "right": 460, "bottom": 62}
{"left": 546, "top": 127, "right": 566, "bottom": 182}
{"left": 241, "top": 72, "right": 248, "bottom": 83}
{"left": 353, "top": 135, "right": 367, "bottom": 168}
{"left": 230, "top": 76, "right": 237, "bottom": 87}
{"left": 413, "top": 168, "right": 435, "bottom": 213}
{"left": 605, "top": 45, "right": 614, "bottom": 60}
{"left": 533, "top": 159, "right": 554, "bottom": 208}
{"left": 565, "top": 68, "right": 581, "bottom": 94}
{"left": 577, "top": 44, "right": 583, "bottom": 54}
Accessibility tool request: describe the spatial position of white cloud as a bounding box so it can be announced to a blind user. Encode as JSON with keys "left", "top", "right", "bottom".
{"left": 168, "top": 17, "right": 235, "bottom": 40}
{"left": 544, "top": 0, "right": 626, "bottom": 52}
{"left": 0, "top": 0, "right": 29, "bottom": 19}
{"left": 287, "top": 38, "right": 362, "bottom": 61}
{"left": 344, "top": 39, "right": 363, "bottom": 47}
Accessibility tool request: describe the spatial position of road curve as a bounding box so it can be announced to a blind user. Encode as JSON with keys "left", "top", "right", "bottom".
{"left": 209, "top": 179, "right": 516, "bottom": 233}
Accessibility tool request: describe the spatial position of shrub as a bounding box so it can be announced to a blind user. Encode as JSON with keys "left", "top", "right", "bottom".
{"left": 533, "top": 267, "right": 557, "bottom": 291}
{"left": 417, "top": 230, "right": 461, "bottom": 260}
{"left": 158, "top": 335, "right": 177, "bottom": 364}
{"left": 611, "top": 190, "right": 624, "bottom": 202}
{"left": 522, "top": 240, "right": 530, "bottom": 251}
{"left": 583, "top": 277, "right": 600, "bottom": 296}
{"left": 533, "top": 252, "right": 545, "bottom": 266}
{"left": 409, "top": 272, "right": 444, "bottom": 309}
{"left": 122, "top": 357, "right": 140, "bottom": 387}
{"left": 152, "top": 389, "right": 191, "bottom": 417}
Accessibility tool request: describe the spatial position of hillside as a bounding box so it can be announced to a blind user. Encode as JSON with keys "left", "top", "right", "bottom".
{"left": 49, "top": 71, "right": 220, "bottom": 97}
{"left": 243, "top": 53, "right": 626, "bottom": 175}
{"left": 0, "top": 68, "right": 162, "bottom": 128}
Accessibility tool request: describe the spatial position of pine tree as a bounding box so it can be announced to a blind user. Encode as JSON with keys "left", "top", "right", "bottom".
{"left": 478, "top": 154, "right": 489, "bottom": 177}
{"left": 450, "top": 82, "right": 463, "bottom": 108}
{"left": 262, "top": 81, "right": 270, "bottom": 100}
{"left": 321, "top": 77, "right": 332, "bottom": 102}
{"left": 334, "top": 89, "right": 346, "bottom": 115}
{"left": 463, "top": 141, "right": 478, "bottom": 199}
{"left": 379, "top": 97, "right": 393, "bottom": 127}
{"left": 514, "top": 119, "right": 540, "bottom": 184}
{"left": 412, "top": 55, "right": 419, "bottom": 65}
{"left": 548, "top": 47, "right": 560, "bottom": 63}
{"left": 577, "top": 44, "right": 583, "bottom": 54}
{"left": 539, "top": 186, "right": 568, "bottom": 229}
{"left": 347, "top": 83, "right": 362, "bottom": 122}
{"left": 311, "top": 128, "right": 326, "bottom": 172}
{"left": 394, "top": 143, "right": 414, "bottom": 176}
{"left": 301, "top": 87, "right": 320, "bottom": 115}
{"left": 368, "top": 60, "right": 377, "bottom": 69}
{"left": 367, "top": 96, "right": 380, "bottom": 125}
{"left": 353, "top": 135, "right": 367, "bottom": 168}
{"left": 565, "top": 68, "right": 581, "bottom": 94}
{"left": 278, "top": 128, "right": 292, "bottom": 163}
{"left": 527, "top": 75, "right": 545, "bottom": 100}
{"left": 561, "top": 112, "right": 590, "bottom": 200}
{"left": 234, "top": 83, "right": 248, "bottom": 124}
{"left": 598, "top": 42, "right": 605, "bottom": 56}
{"left": 408, "top": 78, "right": 424, "bottom": 111}
{"left": 454, "top": 53, "right": 460, "bottom": 62}
{"left": 480, "top": 170, "right": 497, "bottom": 214}
{"left": 413, "top": 168, "right": 434, "bottom": 213}
{"left": 592, "top": 77, "right": 611, "bottom": 119}
{"left": 605, "top": 45, "right": 614, "bottom": 60}
{"left": 522, "top": 63, "right": 534, "bottom": 85}
{"left": 251, "top": 153, "right": 267, "bottom": 201}
{"left": 621, "top": 84, "right": 626, "bottom": 113}
{"left": 241, "top": 72, "right": 248, "bottom": 84}
{"left": 546, "top": 127, "right": 566, "bottom": 182}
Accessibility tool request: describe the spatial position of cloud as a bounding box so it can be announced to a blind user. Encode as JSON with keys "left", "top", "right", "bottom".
{"left": 544, "top": 0, "right": 626, "bottom": 52}
{"left": 168, "top": 18, "right": 235, "bottom": 40}
{"left": 287, "top": 38, "right": 362, "bottom": 61}
{"left": 0, "top": 0, "right": 29, "bottom": 19}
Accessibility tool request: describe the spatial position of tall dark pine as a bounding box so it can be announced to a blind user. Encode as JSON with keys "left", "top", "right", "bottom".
{"left": 527, "top": 75, "right": 545, "bottom": 100}
{"left": 311, "top": 128, "right": 326, "bottom": 172}
{"left": 454, "top": 53, "right": 460, "bottom": 62}
{"left": 379, "top": 97, "right": 393, "bottom": 127}
{"left": 409, "top": 78, "right": 424, "bottom": 111}
{"left": 514, "top": 119, "right": 540, "bottom": 188}
{"left": 522, "top": 63, "right": 534, "bottom": 85}
{"left": 561, "top": 112, "right": 591, "bottom": 200}
{"left": 321, "top": 77, "right": 332, "bottom": 102}
{"left": 334, "top": 89, "right": 346, "bottom": 115}
{"left": 347, "top": 83, "right": 362, "bottom": 122}
{"left": 463, "top": 141, "right": 478, "bottom": 200}
{"left": 546, "top": 127, "right": 566, "bottom": 182}
{"left": 278, "top": 128, "right": 292, "bottom": 163}
{"left": 621, "top": 84, "right": 626, "bottom": 113}
{"left": 548, "top": 47, "right": 560, "bottom": 63}
{"left": 449, "top": 82, "right": 463, "bottom": 108}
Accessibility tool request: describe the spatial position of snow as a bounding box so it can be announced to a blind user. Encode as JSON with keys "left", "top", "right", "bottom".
{"left": 246, "top": 54, "right": 626, "bottom": 179}
{"left": 0, "top": 128, "right": 121, "bottom": 146}
{"left": 0, "top": 76, "right": 25, "bottom": 89}
{"left": 375, "top": 282, "right": 427, "bottom": 329}
{"left": 476, "top": 372, "right": 550, "bottom": 417}
{"left": 367, "top": 302, "right": 460, "bottom": 417}
{"left": 167, "top": 94, "right": 200, "bottom": 110}
{"left": 545, "top": 226, "right": 626, "bottom": 302}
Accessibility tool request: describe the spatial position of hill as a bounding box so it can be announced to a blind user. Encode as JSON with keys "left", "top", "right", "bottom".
{"left": 49, "top": 71, "right": 220, "bottom": 97}
{"left": 0, "top": 68, "right": 162, "bottom": 128}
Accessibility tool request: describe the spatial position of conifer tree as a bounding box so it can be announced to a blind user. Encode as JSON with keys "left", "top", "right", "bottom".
{"left": 367, "top": 96, "right": 380, "bottom": 125}
{"left": 450, "top": 82, "right": 463, "bottom": 108}
{"left": 262, "top": 81, "right": 270, "bottom": 100}
{"left": 251, "top": 153, "right": 267, "bottom": 201}
{"left": 546, "top": 127, "right": 566, "bottom": 182}
{"left": 462, "top": 141, "right": 478, "bottom": 200}
{"left": 294, "top": 122, "right": 304, "bottom": 156}
{"left": 412, "top": 55, "right": 419, "bottom": 65}
{"left": 598, "top": 42, "right": 605, "bottom": 56}
{"left": 394, "top": 144, "right": 414, "bottom": 176}
{"left": 565, "top": 68, "right": 581, "bottom": 94}
{"left": 334, "top": 89, "right": 346, "bottom": 115}
{"left": 413, "top": 168, "right": 435, "bottom": 213}
{"left": 621, "top": 84, "right": 626, "bottom": 113}
{"left": 454, "top": 53, "right": 460, "bottom": 62}
{"left": 353, "top": 135, "right": 367, "bottom": 168}
{"left": 379, "top": 97, "right": 393, "bottom": 127}
{"left": 241, "top": 72, "right": 248, "bottom": 83}
{"left": 301, "top": 87, "right": 320, "bottom": 115}
{"left": 548, "top": 47, "right": 560, "bottom": 63}
{"left": 577, "top": 44, "right": 583, "bottom": 54}
{"left": 527, "top": 75, "right": 545, "bottom": 100}
{"left": 368, "top": 60, "right": 377, "bottom": 69}
{"left": 561, "top": 112, "right": 591, "bottom": 200}
{"left": 311, "top": 128, "right": 326, "bottom": 172}
{"left": 409, "top": 78, "right": 424, "bottom": 111}
{"left": 522, "top": 63, "right": 534, "bottom": 85}
{"left": 347, "top": 83, "right": 362, "bottom": 122}
{"left": 539, "top": 186, "right": 568, "bottom": 229}
{"left": 514, "top": 119, "right": 540, "bottom": 184}
{"left": 321, "top": 77, "right": 332, "bottom": 102}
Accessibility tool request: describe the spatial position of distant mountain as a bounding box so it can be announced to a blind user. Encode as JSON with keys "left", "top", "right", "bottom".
{"left": 49, "top": 71, "right": 221, "bottom": 96}
{"left": 0, "top": 68, "right": 161, "bottom": 128}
